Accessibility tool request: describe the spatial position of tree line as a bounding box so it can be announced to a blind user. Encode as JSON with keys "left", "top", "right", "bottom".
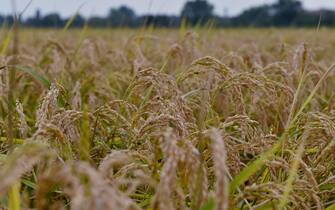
{"left": 0, "top": 0, "right": 334, "bottom": 28}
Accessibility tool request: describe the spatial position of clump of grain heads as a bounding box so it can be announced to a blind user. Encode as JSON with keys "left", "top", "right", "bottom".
{"left": 208, "top": 129, "right": 229, "bottom": 210}
{"left": 35, "top": 83, "right": 59, "bottom": 130}
{"left": 71, "top": 81, "right": 82, "bottom": 110}
{"left": 1, "top": 29, "right": 335, "bottom": 210}
{"left": 0, "top": 142, "right": 53, "bottom": 197}
{"left": 151, "top": 128, "right": 185, "bottom": 210}
{"left": 15, "top": 100, "right": 29, "bottom": 138}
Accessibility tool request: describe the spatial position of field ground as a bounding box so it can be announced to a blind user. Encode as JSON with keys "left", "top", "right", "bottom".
{"left": 1, "top": 28, "right": 335, "bottom": 209}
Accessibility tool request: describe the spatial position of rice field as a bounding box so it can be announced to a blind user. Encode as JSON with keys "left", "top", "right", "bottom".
{"left": 1, "top": 28, "right": 335, "bottom": 209}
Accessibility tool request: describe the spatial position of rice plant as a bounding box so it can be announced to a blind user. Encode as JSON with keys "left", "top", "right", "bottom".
{"left": 1, "top": 28, "right": 335, "bottom": 209}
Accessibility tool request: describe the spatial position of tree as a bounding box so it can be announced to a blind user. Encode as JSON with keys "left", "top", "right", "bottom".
{"left": 141, "top": 15, "right": 180, "bottom": 27}
{"left": 181, "top": 0, "right": 214, "bottom": 25}
{"left": 88, "top": 16, "right": 108, "bottom": 28}
{"left": 39, "top": 13, "right": 63, "bottom": 27}
{"left": 26, "top": 9, "right": 42, "bottom": 27}
{"left": 272, "top": 0, "right": 303, "bottom": 26}
{"left": 232, "top": 5, "right": 272, "bottom": 27}
{"left": 65, "top": 15, "right": 85, "bottom": 28}
{"left": 35, "top": 9, "right": 41, "bottom": 21}
{"left": 108, "top": 6, "right": 136, "bottom": 27}
{"left": 230, "top": 0, "right": 303, "bottom": 27}
{"left": 0, "top": 15, "right": 4, "bottom": 26}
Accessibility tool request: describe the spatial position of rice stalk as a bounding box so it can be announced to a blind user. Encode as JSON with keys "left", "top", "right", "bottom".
{"left": 8, "top": 182, "right": 21, "bottom": 210}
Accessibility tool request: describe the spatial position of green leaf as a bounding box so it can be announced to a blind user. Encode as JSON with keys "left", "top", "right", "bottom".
{"left": 320, "top": 183, "right": 335, "bottom": 191}
{"left": 16, "top": 65, "right": 50, "bottom": 88}
{"left": 0, "top": 137, "right": 24, "bottom": 145}
{"left": 21, "top": 179, "right": 37, "bottom": 190}
{"left": 0, "top": 30, "right": 12, "bottom": 55}
{"left": 326, "top": 203, "right": 335, "bottom": 210}
{"left": 200, "top": 198, "right": 215, "bottom": 210}
{"left": 278, "top": 135, "right": 306, "bottom": 209}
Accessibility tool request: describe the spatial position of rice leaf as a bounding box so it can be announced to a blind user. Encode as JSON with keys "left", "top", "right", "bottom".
{"left": 15, "top": 65, "right": 51, "bottom": 88}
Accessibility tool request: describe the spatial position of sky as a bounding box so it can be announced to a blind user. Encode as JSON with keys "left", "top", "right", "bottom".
{"left": 1, "top": 0, "right": 335, "bottom": 18}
